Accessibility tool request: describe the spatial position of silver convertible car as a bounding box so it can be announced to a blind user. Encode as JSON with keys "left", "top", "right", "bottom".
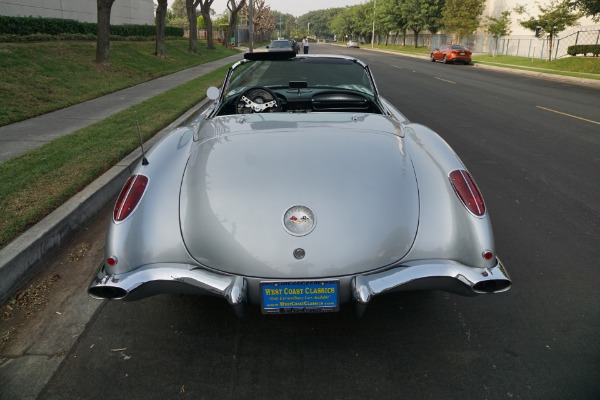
{"left": 88, "top": 51, "right": 511, "bottom": 316}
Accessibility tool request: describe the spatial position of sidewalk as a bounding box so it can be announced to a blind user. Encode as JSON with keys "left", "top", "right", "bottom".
{"left": 0, "top": 53, "right": 245, "bottom": 164}
{"left": 0, "top": 52, "right": 245, "bottom": 303}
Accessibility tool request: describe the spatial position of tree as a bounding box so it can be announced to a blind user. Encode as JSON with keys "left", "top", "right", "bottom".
{"left": 298, "top": 9, "right": 335, "bottom": 38}
{"left": 422, "top": 0, "right": 446, "bottom": 35}
{"left": 96, "top": 0, "right": 116, "bottom": 65}
{"left": 199, "top": 0, "right": 216, "bottom": 49}
{"left": 330, "top": 7, "right": 358, "bottom": 40}
{"left": 402, "top": 0, "right": 446, "bottom": 48}
{"left": 167, "top": 0, "right": 187, "bottom": 26}
{"left": 484, "top": 10, "right": 511, "bottom": 57}
{"left": 155, "top": 0, "right": 168, "bottom": 58}
{"left": 516, "top": 0, "right": 582, "bottom": 61}
{"left": 377, "top": 0, "right": 405, "bottom": 45}
{"left": 569, "top": 0, "right": 600, "bottom": 21}
{"left": 442, "top": 0, "right": 485, "bottom": 43}
{"left": 346, "top": 2, "right": 374, "bottom": 41}
{"left": 225, "top": 0, "right": 246, "bottom": 48}
{"left": 272, "top": 11, "right": 292, "bottom": 39}
{"left": 241, "top": 0, "right": 274, "bottom": 38}
{"left": 186, "top": 0, "right": 202, "bottom": 53}
{"left": 171, "top": 0, "right": 187, "bottom": 19}
{"left": 402, "top": 0, "right": 426, "bottom": 48}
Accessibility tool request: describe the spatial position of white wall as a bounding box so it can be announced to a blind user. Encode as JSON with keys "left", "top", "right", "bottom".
{"left": 482, "top": 0, "right": 597, "bottom": 36}
{"left": 0, "top": 0, "right": 155, "bottom": 25}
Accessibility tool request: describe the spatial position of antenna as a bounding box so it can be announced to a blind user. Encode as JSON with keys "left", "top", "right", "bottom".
{"left": 135, "top": 112, "right": 149, "bottom": 165}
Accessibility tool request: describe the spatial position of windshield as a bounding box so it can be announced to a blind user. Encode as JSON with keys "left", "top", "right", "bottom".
{"left": 224, "top": 57, "right": 376, "bottom": 99}
{"left": 270, "top": 40, "right": 291, "bottom": 48}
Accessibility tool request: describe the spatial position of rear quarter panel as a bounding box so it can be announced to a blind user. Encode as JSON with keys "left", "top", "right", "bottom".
{"left": 402, "top": 123, "right": 497, "bottom": 269}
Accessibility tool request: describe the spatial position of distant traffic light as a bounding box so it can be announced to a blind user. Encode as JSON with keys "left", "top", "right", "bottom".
{"left": 535, "top": 27, "right": 541, "bottom": 37}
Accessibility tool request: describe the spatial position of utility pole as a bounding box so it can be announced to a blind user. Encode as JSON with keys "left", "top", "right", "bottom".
{"left": 248, "top": 0, "right": 254, "bottom": 52}
{"left": 371, "top": 0, "right": 376, "bottom": 49}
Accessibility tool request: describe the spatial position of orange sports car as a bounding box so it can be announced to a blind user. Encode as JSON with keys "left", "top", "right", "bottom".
{"left": 430, "top": 45, "right": 472, "bottom": 64}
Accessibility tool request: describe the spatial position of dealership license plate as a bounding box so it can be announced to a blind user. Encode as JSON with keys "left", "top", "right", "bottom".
{"left": 460, "top": 52, "right": 465, "bottom": 55}
{"left": 260, "top": 280, "right": 339, "bottom": 314}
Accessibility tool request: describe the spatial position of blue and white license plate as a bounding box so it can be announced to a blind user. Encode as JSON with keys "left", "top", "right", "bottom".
{"left": 260, "top": 280, "right": 339, "bottom": 314}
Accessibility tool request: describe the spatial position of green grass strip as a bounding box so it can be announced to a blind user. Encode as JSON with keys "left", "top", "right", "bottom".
{"left": 0, "top": 39, "right": 238, "bottom": 125}
{"left": 0, "top": 65, "right": 230, "bottom": 248}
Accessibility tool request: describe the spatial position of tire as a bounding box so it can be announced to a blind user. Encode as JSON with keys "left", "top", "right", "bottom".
{"left": 442, "top": 55, "right": 448, "bottom": 64}
{"left": 430, "top": 54, "right": 435, "bottom": 62}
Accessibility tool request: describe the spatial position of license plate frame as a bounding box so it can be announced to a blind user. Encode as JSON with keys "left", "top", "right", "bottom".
{"left": 260, "top": 280, "right": 340, "bottom": 314}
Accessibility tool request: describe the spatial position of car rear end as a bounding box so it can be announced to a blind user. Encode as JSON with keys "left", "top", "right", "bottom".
{"left": 448, "top": 46, "right": 472, "bottom": 64}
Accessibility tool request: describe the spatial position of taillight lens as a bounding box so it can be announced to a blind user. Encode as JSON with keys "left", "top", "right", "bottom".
{"left": 449, "top": 170, "right": 486, "bottom": 216}
{"left": 113, "top": 174, "right": 148, "bottom": 222}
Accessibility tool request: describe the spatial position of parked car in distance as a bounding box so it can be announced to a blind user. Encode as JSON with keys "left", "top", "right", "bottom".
{"left": 267, "top": 39, "right": 294, "bottom": 52}
{"left": 430, "top": 45, "right": 472, "bottom": 64}
{"left": 346, "top": 40, "right": 360, "bottom": 48}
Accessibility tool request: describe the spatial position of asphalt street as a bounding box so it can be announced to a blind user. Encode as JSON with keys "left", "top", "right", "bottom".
{"left": 1, "top": 43, "right": 599, "bottom": 399}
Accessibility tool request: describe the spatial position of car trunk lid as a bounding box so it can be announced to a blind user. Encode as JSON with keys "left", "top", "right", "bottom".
{"left": 179, "top": 114, "right": 419, "bottom": 279}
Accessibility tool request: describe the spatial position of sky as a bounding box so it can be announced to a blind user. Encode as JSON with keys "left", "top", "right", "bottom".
{"left": 167, "top": 0, "right": 366, "bottom": 17}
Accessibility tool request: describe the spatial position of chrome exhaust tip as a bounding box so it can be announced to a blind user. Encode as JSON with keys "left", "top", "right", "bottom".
{"left": 88, "top": 285, "right": 128, "bottom": 300}
{"left": 472, "top": 279, "right": 511, "bottom": 294}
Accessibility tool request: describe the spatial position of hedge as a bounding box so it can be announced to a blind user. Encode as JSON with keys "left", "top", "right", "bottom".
{"left": 0, "top": 33, "right": 185, "bottom": 43}
{"left": 0, "top": 15, "right": 183, "bottom": 39}
{"left": 567, "top": 44, "right": 600, "bottom": 57}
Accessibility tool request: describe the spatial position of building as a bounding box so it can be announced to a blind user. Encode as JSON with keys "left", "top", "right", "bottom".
{"left": 482, "top": 0, "right": 598, "bottom": 36}
{"left": 0, "top": 0, "right": 155, "bottom": 25}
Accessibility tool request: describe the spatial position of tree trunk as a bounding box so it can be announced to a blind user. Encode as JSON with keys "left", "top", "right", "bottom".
{"left": 95, "top": 0, "right": 116, "bottom": 65}
{"left": 155, "top": 0, "right": 168, "bottom": 58}
{"left": 225, "top": 0, "right": 246, "bottom": 48}
{"left": 413, "top": 29, "right": 420, "bottom": 48}
{"left": 186, "top": 0, "right": 200, "bottom": 53}
{"left": 200, "top": 0, "right": 216, "bottom": 50}
{"left": 225, "top": 14, "right": 236, "bottom": 48}
{"left": 202, "top": 8, "right": 215, "bottom": 49}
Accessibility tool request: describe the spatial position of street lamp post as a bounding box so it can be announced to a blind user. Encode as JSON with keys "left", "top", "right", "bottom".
{"left": 308, "top": 22, "right": 310, "bottom": 36}
{"left": 279, "top": 14, "right": 282, "bottom": 38}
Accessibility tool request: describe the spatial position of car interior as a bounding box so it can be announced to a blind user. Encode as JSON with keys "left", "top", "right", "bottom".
{"left": 212, "top": 52, "right": 386, "bottom": 116}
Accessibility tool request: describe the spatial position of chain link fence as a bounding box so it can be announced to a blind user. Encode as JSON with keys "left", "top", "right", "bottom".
{"left": 383, "top": 27, "right": 600, "bottom": 59}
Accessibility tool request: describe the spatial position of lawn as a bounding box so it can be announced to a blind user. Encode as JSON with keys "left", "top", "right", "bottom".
{"left": 0, "top": 39, "right": 239, "bottom": 126}
{"left": 472, "top": 54, "right": 600, "bottom": 79}
{"left": 0, "top": 38, "right": 237, "bottom": 248}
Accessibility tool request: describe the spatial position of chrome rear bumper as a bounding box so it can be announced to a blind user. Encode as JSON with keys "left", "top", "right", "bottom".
{"left": 88, "top": 258, "right": 510, "bottom": 317}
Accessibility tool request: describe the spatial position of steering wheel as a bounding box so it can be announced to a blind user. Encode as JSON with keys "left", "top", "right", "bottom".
{"left": 236, "top": 87, "right": 282, "bottom": 114}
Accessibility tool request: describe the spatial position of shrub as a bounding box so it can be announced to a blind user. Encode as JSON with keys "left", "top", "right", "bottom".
{"left": 567, "top": 44, "right": 600, "bottom": 57}
{"left": 0, "top": 15, "right": 184, "bottom": 41}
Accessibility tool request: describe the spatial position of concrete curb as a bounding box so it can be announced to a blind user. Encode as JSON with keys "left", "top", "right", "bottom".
{"left": 0, "top": 99, "right": 209, "bottom": 304}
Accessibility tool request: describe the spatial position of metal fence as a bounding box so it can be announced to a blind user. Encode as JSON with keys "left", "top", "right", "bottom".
{"left": 383, "top": 27, "right": 600, "bottom": 59}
